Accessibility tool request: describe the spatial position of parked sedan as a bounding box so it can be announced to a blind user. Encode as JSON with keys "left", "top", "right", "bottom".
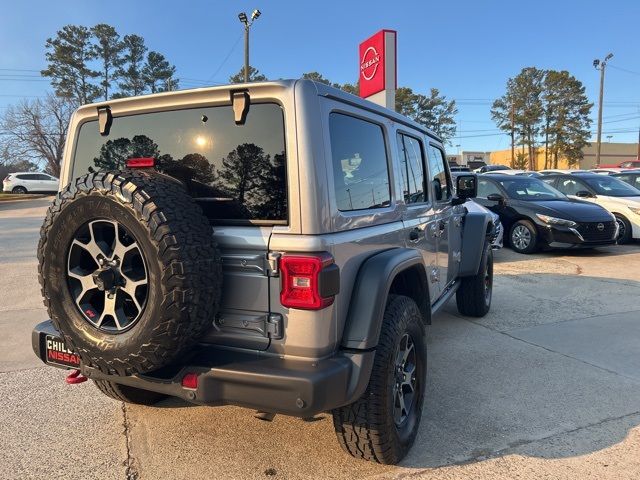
{"left": 542, "top": 173, "right": 640, "bottom": 244}
{"left": 475, "top": 175, "right": 618, "bottom": 254}
{"left": 2, "top": 172, "right": 59, "bottom": 194}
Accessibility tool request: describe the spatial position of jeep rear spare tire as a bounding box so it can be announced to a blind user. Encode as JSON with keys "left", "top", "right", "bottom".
{"left": 38, "top": 170, "right": 222, "bottom": 376}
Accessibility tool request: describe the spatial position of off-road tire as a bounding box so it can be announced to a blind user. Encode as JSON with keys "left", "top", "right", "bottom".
{"left": 509, "top": 219, "right": 538, "bottom": 254}
{"left": 456, "top": 241, "right": 493, "bottom": 317}
{"left": 93, "top": 379, "right": 167, "bottom": 405}
{"left": 12, "top": 186, "right": 27, "bottom": 194}
{"left": 332, "top": 295, "right": 426, "bottom": 465}
{"left": 38, "top": 170, "right": 222, "bottom": 376}
{"left": 614, "top": 213, "right": 632, "bottom": 244}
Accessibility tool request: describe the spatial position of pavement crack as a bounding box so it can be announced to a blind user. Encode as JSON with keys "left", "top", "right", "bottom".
{"left": 122, "top": 403, "right": 138, "bottom": 480}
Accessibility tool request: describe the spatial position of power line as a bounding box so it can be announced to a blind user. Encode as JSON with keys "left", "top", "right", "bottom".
{"left": 206, "top": 32, "right": 244, "bottom": 82}
{"left": 609, "top": 65, "right": 640, "bottom": 76}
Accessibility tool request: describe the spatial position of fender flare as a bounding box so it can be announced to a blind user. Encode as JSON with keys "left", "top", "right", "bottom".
{"left": 340, "top": 248, "right": 426, "bottom": 350}
{"left": 459, "top": 210, "right": 492, "bottom": 277}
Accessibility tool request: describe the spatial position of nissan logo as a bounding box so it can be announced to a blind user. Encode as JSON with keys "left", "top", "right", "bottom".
{"left": 597, "top": 223, "right": 605, "bottom": 232}
{"left": 360, "top": 46, "right": 380, "bottom": 81}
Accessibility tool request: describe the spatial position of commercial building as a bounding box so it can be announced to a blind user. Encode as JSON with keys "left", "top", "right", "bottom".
{"left": 487, "top": 142, "right": 639, "bottom": 170}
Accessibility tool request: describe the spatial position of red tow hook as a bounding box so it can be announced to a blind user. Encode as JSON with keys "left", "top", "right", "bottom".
{"left": 65, "top": 369, "right": 88, "bottom": 385}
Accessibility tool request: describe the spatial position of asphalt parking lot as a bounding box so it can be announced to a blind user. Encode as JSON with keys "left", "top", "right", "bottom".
{"left": 1, "top": 196, "right": 639, "bottom": 480}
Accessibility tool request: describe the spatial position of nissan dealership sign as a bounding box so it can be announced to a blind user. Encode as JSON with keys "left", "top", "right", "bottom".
{"left": 359, "top": 29, "right": 397, "bottom": 109}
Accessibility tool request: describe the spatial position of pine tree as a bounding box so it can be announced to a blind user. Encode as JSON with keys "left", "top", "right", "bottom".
{"left": 229, "top": 66, "right": 267, "bottom": 83}
{"left": 117, "top": 35, "right": 148, "bottom": 97}
{"left": 413, "top": 89, "right": 458, "bottom": 143}
{"left": 91, "top": 24, "right": 124, "bottom": 101}
{"left": 41, "top": 25, "right": 100, "bottom": 104}
{"left": 142, "top": 51, "right": 178, "bottom": 93}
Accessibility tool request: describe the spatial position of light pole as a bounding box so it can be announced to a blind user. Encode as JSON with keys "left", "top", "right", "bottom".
{"left": 238, "top": 9, "right": 261, "bottom": 83}
{"left": 593, "top": 53, "right": 613, "bottom": 167}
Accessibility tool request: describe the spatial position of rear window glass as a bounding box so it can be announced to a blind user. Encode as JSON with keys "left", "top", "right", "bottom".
{"left": 72, "top": 103, "right": 287, "bottom": 223}
{"left": 329, "top": 113, "right": 390, "bottom": 211}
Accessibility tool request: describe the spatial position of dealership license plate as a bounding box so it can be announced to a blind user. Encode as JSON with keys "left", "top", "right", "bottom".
{"left": 45, "top": 334, "right": 81, "bottom": 368}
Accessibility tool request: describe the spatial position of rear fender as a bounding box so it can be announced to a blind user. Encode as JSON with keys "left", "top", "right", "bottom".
{"left": 340, "top": 248, "right": 427, "bottom": 350}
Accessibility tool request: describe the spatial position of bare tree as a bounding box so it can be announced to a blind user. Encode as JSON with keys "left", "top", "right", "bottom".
{"left": 0, "top": 93, "right": 76, "bottom": 177}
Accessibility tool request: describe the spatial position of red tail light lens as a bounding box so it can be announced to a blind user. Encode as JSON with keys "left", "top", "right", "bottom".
{"left": 280, "top": 253, "right": 336, "bottom": 310}
{"left": 126, "top": 157, "right": 155, "bottom": 168}
{"left": 181, "top": 372, "right": 198, "bottom": 389}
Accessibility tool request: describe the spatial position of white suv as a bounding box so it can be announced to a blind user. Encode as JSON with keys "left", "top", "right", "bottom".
{"left": 2, "top": 172, "right": 59, "bottom": 194}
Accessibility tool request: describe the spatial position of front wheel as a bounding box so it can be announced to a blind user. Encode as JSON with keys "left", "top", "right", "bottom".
{"left": 456, "top": 241, "right": 493, "bottom": 317}
{"left": 332, "top": 295, "right": 426, "bottom": 464}
{"left": 509, "top": 219, "right": 538, "bottom": 254}
{"left": 614, "top": 214, "right": 632, "bottom": 244}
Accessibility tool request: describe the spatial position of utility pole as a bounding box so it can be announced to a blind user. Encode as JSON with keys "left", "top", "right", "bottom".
{"left": 238, "top": 10, "right": 261, "bottom": 83}
{"left": 510, "top": 102, "right": 515, "bottom": 168}
{"left": 593, "top": 53, "right": 613, "bottom": 167}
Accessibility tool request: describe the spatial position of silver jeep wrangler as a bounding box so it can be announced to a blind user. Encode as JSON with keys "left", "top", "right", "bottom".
{"left": 33, "top": 80, "right": 494, "bottom": 464}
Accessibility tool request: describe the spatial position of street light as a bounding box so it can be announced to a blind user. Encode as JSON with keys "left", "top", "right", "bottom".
{"left": 238, "top": 9, "right": 262, "bottom": 83}
{"left": 593, "top": 52, "right": 614, "bottom": 167}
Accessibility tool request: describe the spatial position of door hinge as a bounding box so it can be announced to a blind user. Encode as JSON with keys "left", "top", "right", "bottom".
{"left": 267, "top": 252, "right": 281, "bottom": 276}
{"left": 452, "top": 250, "right": 461, "bottom": 263}
{"left": 266, "top": 314, "right": 283, "bottom": 339}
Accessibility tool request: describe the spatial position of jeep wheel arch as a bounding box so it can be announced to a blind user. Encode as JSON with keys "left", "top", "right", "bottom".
{"left": 341, "top": 248, "right": 429, "bottom": 350}
{"left": 458, "top": 210, "right": 492, "bottom": 277}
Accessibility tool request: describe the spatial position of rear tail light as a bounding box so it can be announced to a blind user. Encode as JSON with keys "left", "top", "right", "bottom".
{"left": 279, "top": 253, "right": 339, "bottom": 310}
{"left": 126, "top": 157, "right": 155, "bottom": 168}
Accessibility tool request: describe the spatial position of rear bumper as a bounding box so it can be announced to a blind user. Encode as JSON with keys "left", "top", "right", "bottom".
{"left": 32, "top": 320, "right": 374, "bottom": 417}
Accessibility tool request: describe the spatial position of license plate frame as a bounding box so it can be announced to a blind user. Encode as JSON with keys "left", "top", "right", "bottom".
{"left": 44, "top": 334, "right": 81, "bottom": 369}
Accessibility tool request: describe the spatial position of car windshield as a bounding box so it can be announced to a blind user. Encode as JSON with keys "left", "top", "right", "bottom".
{"left": 582, "top": 176, "right": 640, "bottom": 197}
{"left": 498, "top": 177, "right": 566, "bottom": 201}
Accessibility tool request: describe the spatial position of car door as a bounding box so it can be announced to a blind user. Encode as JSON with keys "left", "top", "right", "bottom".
{"left": 23, "top": 173, "right": 41, "bottom": 191}
{"left": 396, "top": 132, "right": 440, "bottom": 303}
{"left": 426, "top": 143, "right": 457, "bottom": 290}
{"left": 475, "top": 178, "right": 519, "bottom": 231}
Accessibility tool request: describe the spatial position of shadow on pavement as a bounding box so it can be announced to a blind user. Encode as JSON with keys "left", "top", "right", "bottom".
{"left": 400, "top": 272, "right": 640, "bottom": 470}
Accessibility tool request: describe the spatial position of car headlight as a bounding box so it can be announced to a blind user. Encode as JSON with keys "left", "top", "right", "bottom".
{"left": 628, "top": 206, "right": 640, "bottom": 216}
{"left": 535, "top": 214, "right": 577, "bottom": 227}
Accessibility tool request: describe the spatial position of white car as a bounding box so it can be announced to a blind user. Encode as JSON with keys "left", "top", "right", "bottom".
{"left": 589, "top": 168, "right": 627, "bottom": 175}
{"left": 2, "top": 172, "right": 59, "bottom": 194}
{"left": 542, "top": 172, "right": 640, "bottom": 243}
{"left": 484, "top": 169, "right": 541, "bottom": 177}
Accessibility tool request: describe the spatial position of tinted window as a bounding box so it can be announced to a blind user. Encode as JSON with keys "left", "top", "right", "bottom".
{"left": 556, "top": 178, "right": 586, "bottom": 196}
{"left": 426, "top": 145, "right": 451, "bottom": 201}
{"left": 73, "top": 103, "right": 287, "bottom": 223}
{"left": 499, "top": 178, "right": 565, "bottom": 200}
{"left": 582, "top": 176, "right": 640, "bottom": 197}
{"left": 397, "top": 133, "right": 426, "bottom": 204}
{"left": 477, "top": 179, "right": 502, "bottom": 198}
{"left": 329, "top": 113, "right": 390, "bottom": 211}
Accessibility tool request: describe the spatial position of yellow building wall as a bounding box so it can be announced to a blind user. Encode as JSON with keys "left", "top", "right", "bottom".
{"left": 489, "top": 148, "right": 575, "bottom": 170}
{"left": 488, "top": 143, "right": 638, "bottom": 171}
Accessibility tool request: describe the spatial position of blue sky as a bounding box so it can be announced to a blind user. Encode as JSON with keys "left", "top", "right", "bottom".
{"left": 1, "top": 0, "right": 639, "bottom": 152}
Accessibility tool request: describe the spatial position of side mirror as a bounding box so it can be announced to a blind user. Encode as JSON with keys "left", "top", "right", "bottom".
{"left": 486, "top": 193, "right": 506, "bottom": 205}
{"left": 452, "top": 174, "right": 477, "bottom": 205}
{"left": 575, "top": 190, "right": 594, "bottom": 198}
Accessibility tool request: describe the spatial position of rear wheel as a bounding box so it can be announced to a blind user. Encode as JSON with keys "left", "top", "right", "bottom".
{"left": 93, "top": 379, "right": 167, "bottom": 405}
{"left": 614, "top": 214, "right": 632, "bottom": 244}
{"left": 456, "top": 241, "right": 493, "bottom": 317}
{"left": 332, "top": 295, "right": 426, "bottom": 464}
{"left": 12, "top": 186, "right": 27, "bottom": 194}
{"left": 509, "top": 219, "right": 538, "bottom": 254}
